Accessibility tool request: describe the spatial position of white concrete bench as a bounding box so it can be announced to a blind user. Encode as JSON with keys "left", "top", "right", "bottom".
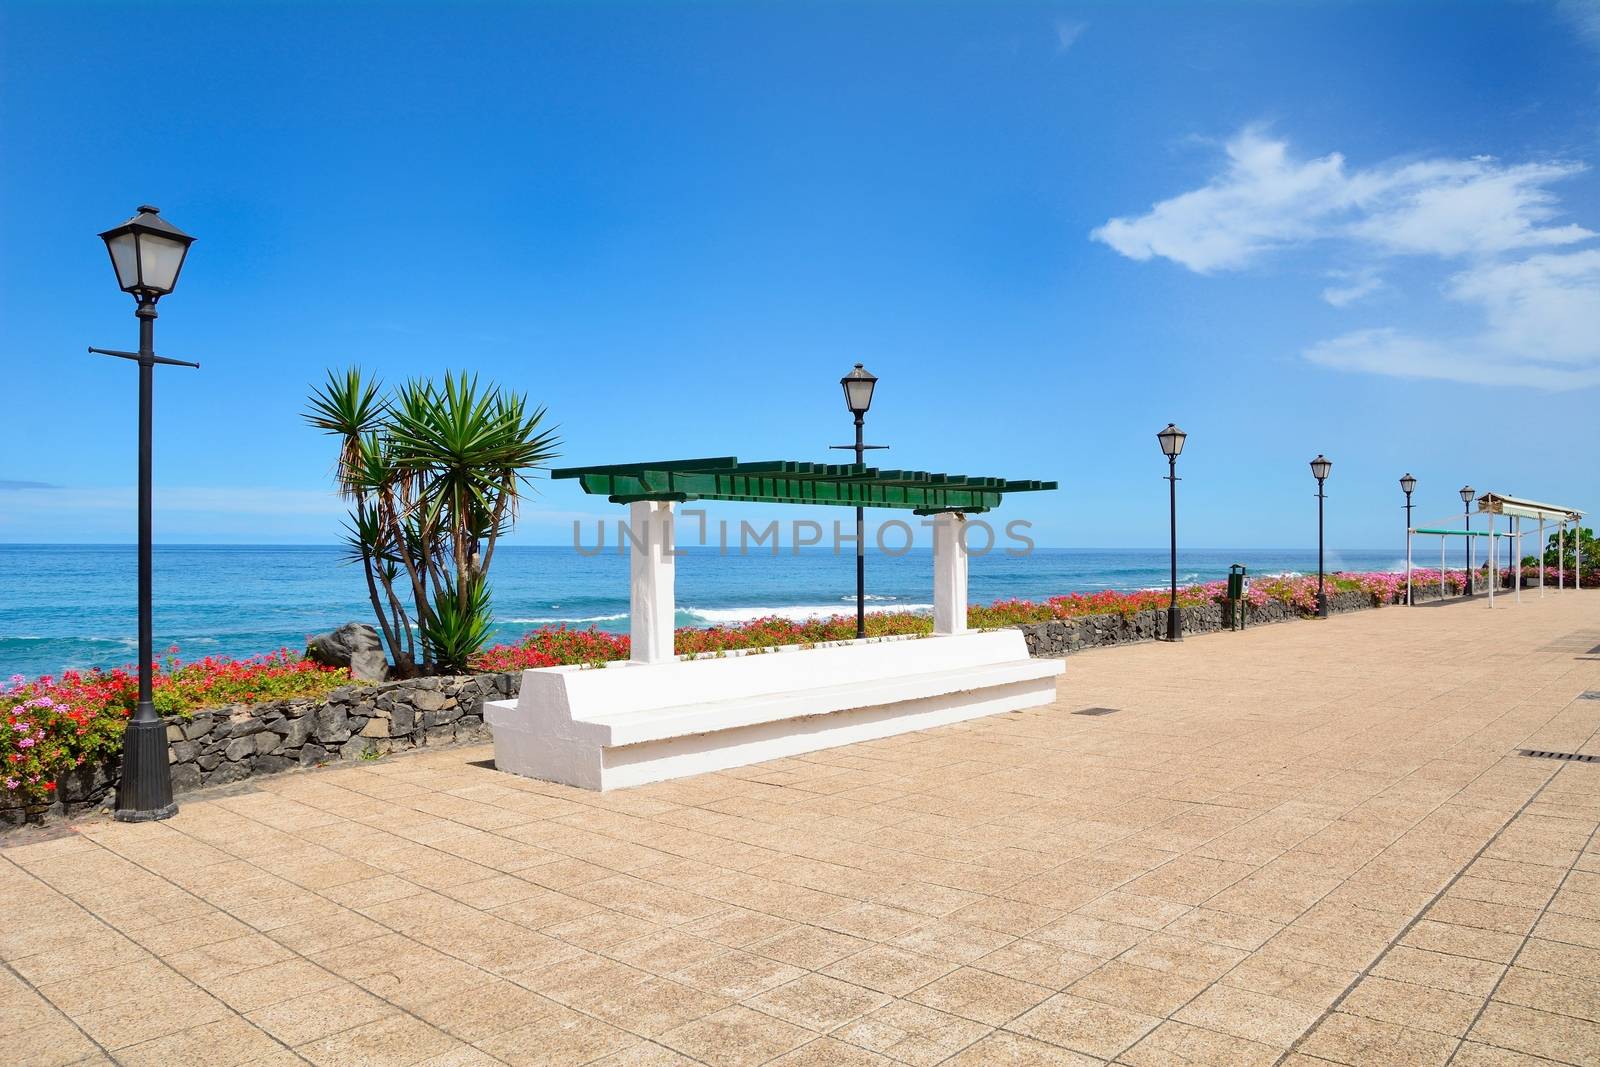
{"left": 484, "top": 629, "right": 1063, "bottom": 791}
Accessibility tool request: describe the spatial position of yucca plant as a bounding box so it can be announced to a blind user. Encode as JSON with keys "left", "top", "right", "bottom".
{"left": 423, "top": 579, "right": 495, "bottom": 674}
{"left": 305, "top": 368, "right": 560, "bottom": 676}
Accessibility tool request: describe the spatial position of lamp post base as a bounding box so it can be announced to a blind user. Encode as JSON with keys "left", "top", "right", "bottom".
{"left": 113, "top": 712, "right": 177, "bottom": 823}
{"left": 1165, "top": 605, "right": 1182, "bottom": 641}
{"left": 1316, "top": 592, "right": 1330, "bottom": 618}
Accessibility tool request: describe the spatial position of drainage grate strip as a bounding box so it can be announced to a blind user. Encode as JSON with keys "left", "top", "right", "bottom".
{"left": 1580, "top": 692, "right": 1600, "bottom": 701}
{"left": 1073, "top": 707, "right": 1119, "bottom": 717}
{"left": 1519, "top": 749, "right": 1600, "bottom": 763}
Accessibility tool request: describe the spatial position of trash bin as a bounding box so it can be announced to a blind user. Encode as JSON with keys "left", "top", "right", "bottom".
{"left": 1225, "top": 563, "right": 1248, "bottom": 630}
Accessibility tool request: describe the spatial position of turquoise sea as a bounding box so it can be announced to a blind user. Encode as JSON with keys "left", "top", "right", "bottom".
{"left": 0, "top": 544, "right": 1406, "bottom": 680}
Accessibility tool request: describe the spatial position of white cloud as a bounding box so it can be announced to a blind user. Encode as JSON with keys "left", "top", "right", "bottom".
{"left": 1321, "top": 268, "right": 1384, "bottom": 307}
{"left": 1092, "top": 131, "right": 1354, "bottom": 272}
{"left": 1305, "top": 326, "right": 1600, "bottom": 391}
{"left": 1091, "top": 130, "right": 1590, "bottom": 272}
{"left": 1561, "top": 0, "right": 1600, "bottom": 55}
{"left": 1447, "top": 249, "right": 1600, "bottom": 363}
{"left": 1350, "top": 159, "right": 1593, "bottom": 257}
{"left": 1055, "top": 20, "right": 1087, "bottom": 52}
{"left": 1095, "top": 128, "right": 1600, "bottom": 390}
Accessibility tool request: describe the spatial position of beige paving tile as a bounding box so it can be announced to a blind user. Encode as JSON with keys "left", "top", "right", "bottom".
{"left": 115, "top": 1016, "right": 285, "bottom": 1066}
{"left": 1008, "top": 991, "right": 1161, "bottom": 1059}
{"left": 657, "top": 1004, "right": 814, "bottom": 1067}
{"left": 476, "top": 1005, "right": 640, "bottom": 1065}
{"left": 833, "top": 999, "right": 993, "bottom": 1065}
{"left": 668, "top": 948, "right": 805, "bottom": 999}
{"left": 8, "top": 1016, "right": 102, "bottom": 1066}
{"left": 1222, "top": 951, "right": 1358, "bottom": 1006}
{"left": 762, "top": 1036, "right": 896, "bottom": 1064}
{"left": 1172, "top": 983, "right": 1321, "bottom": 1047}
{"left": 905, "top": 965, "right": 1053, "bottom": 1025}
{"left": 1119, "top": 1018, "right": 1282, "bottom": 1066}
{"left": 822, "top": 945, "right": 958, "bottom": 997}
{"left": 296, "top": 1013, "right": 461, "bottom": 1066}
{"left": 246, "top": 983, "right": 396, "bottom": 1046}
{"left": 208, "top": 957, "right": 346, "bottom": 1013}
{"left": 411, "top": 979, "right": 560, "bottom": 1042}
{"left": 1468, "top": 1000, "right": 1600, "bottom": 1062}
{"left": 1297, "top": 1010, "right": 1458, "bottom": 1066}
{"left": 751, "top": 924, "right": 874, "bottom": 970}
{"left": 940, "top": 1029, "right": 1100, "bottom": 1064}
{"left": 1495, "top": 965, "right": 1600, "bottom": 1023}
{"left": 1369, "top": 945, "right": 1506, "bottom": 997}
{"left": 745, "top": 973, "right": 892, "bottom": 1032}
{"left": 73, "top": 984, "right": 231, "bottom": 1051}
{"left": 1339, "top": 974, "right": 1484, "bottom": 1036}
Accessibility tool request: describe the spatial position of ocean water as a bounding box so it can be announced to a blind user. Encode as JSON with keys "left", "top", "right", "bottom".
{"left": 0, "top": 544, "right": 1405, "bottom": 680}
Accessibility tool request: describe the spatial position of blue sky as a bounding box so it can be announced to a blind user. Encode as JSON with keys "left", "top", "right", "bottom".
{"left": 2, "top": 1, "right": 1596, "bottom": 550}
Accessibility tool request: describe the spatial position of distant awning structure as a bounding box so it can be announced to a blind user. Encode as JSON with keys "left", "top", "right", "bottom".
{"left": 1476, "top": 492, "right": 1585, "bottom": 523}
{"left": 1408, "top": 490, "right": 1587, "bottom": 610}
{"left": 552, "top": 456, "right": 1057, "bottom": 515}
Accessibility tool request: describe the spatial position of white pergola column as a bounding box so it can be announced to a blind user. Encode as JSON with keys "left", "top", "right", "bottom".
{"left": 1539, "top": 517, "right": 1546, "bottom": 597}
{"left": 628, "top": 500, "right": 676, "bottom": 663}
{"left": 1514, "top": 516, "right": 1522, "bottom": 604}
{"left": 1488, "top": 514, "right": 1496, "bottom": 609}
{"left": 932, "top": 512, "right": 969, "bottom": 636}
{"left": 1559, "top": 521, "right": 1566, "bottom": 591}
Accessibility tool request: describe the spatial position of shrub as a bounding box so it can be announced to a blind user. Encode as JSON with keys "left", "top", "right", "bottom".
{"left": 2, "top": 649, "right": 348, "bottom": 808}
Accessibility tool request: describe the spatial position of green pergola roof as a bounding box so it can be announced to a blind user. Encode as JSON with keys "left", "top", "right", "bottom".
{"left": 551, "top": 456, "right": 1057, "bottom": 514}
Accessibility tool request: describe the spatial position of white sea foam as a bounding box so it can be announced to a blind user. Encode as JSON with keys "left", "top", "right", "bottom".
{"left": 503, "top": 613, "right": 629, "bottom": 625}
{"left": 684, "top": 603, "right": 933, "bottom": 625}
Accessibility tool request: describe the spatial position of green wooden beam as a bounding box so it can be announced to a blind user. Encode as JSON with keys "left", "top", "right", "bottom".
{"left": 555, "top": 456, "right": 1055, "bottom": 509}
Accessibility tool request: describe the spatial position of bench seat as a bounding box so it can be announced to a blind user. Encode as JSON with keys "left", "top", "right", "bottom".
{"left": 485, "top": 629, "right": 1064, "bottom": 791}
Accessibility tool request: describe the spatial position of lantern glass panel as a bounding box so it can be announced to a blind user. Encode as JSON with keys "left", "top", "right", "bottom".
{"left": 136, "top": 231, "right": 190, "bottom": 294}
{"left": 106, "top": 232, "right": 140, "bottom": 292}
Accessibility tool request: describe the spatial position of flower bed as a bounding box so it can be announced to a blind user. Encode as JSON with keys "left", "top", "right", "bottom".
{"left": 472, "top": 569, "right": 1476, "bottom": 672}
{"left": 2, "top": 650, "right": 349, "bottom": 809}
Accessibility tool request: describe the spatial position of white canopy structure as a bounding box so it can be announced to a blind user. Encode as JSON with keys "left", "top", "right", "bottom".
{"left": 1408, "top": 492, "right": 1586, "bottom": 609}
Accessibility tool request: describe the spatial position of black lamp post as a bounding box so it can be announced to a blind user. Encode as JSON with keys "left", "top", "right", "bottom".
{"left": 94, "top": 205, "right": 198, "bottom": 823}
{"left": 831, "top": 364, "right": 885, "bottom": 640}
{"left": 1310, "top": 455, "right": 1332, "bottom": 617}
{"left": 1157, "top": 424, "right": 1187, "bottom": 641}
{"left": 1400, "top": 474, "right": 1415, "bottom": 605}
{"left": 1460, "top": 485, "right": 1475, "bottom": 596}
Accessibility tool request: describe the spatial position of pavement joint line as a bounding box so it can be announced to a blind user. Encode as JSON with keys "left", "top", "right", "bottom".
{"left": 0, "top": 845, "right": 299, "bottom": 1067}
{"left": 1442, "top": 758, "right": 1600, "bottom": 1066}
{"left": 1091, "top": 664, "right": 1583, "bottom": 1064}
{"left": 160, "top": 794, "right": 874, "bottom": 1064}
{"left": 0, "top": 931, "right": 119, "bottom": 1066}
{"left": 1273, "top": 711, "right": 1598, "bottom": 1066}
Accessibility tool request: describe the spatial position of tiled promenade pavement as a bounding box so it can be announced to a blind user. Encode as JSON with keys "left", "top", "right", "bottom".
{"left": 5, "top": 594, "right": 1600, "bottom": 1067}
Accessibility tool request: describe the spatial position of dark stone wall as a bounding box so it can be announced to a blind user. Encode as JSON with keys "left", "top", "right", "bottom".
{"left": 1013, "top": 585, "right": 1469, "bottom": 657}
{"left": 13, "top": 671, "right": 520, "bottom": 823}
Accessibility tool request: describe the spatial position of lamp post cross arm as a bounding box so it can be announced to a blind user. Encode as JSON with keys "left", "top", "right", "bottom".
{"left": 88, "top": 346, "right": 200, "bottom": 369}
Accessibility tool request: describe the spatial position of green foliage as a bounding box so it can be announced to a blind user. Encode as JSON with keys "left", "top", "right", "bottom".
{"left": 424, "top": 579, "right": 495, "bottom": 674}
{"left": 1544, "top": 526, "right": 1598, "bottom": 575}
{"left": 305, "top": 369, "right": 560, "bottom": 676}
